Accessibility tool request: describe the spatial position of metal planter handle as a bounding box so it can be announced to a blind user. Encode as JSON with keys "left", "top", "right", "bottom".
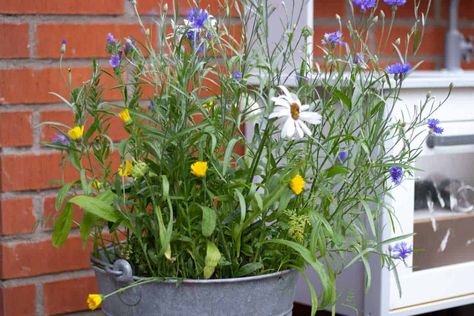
{"left": 104, "top": 259, "right": 134, "bottom": 283}
{"left": 426, "top": 134, "right": 474, "bottom": 148}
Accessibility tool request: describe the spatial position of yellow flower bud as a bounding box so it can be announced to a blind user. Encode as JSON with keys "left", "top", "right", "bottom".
{"left": 118, "top": 108, "right": 132, "bottom": 124}
{"left": 86, "top": 294, "right": 102, "bottom": 310}
{"left": 289, "top": 174, "right": 305, "bottom": 195}
{"left": 191, "top": 161, "right": 208, "bottom": 177}
{"left": 67, "top": 126, "right": 84, "bottom": 140}
{"left": 92, "top": 180, "right": 102, "bottom": 190}
{"left": 118, "top": 160, "right": 133, "bottom": 177}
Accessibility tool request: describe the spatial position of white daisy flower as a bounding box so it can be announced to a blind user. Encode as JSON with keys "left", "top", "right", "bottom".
{"left": 269, "top": 86, "right": 322, "bottom": 139}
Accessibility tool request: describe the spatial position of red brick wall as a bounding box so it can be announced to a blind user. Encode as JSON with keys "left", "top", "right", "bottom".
{"left": 0, "top": 0, "right": 473, "bottom": 315}
{"left": 313, "top": 0, "right": 474, "bottom": 70}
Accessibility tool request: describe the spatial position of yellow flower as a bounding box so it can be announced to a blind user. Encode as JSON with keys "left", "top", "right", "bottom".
{"left": 118, "top": 108, "right": 132, "bottom": 124}
{"left": 191, "top": 161, "right": 208, "bottom": 177}
{"left": 86, "top": 294, "right": 102, "bottom": 310}
{"left": 203, "top": 99, "right": 214, "bottom": 109}
{"left": 118, "top": 160, "right": 133, "bottom": 177}
{"left": 92, "top": 180, "right": 102, "bottom": 190}
{"left": 67, "top": 126, "right": 84, "bottom": 140}
{"left": 289, "top": 174, "right": 305, "bottom": 195}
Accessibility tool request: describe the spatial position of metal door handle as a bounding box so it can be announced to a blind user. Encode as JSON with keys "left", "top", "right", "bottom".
{"left": 426, "top": 134, "right": 474, "bottom": 148}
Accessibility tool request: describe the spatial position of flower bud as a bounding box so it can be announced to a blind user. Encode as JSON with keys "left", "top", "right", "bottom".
{"left": 131, "top": 161, "right": 149, "bottom": 179}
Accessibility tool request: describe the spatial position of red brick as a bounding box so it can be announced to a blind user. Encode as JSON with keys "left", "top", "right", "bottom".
{"left": 0, "top": 0, "right": 123, "bottom": 15}
{"left": 384, "top": 0, "right": 434, "bottom": 18}
{"left": 0, "top": 284, "right": 36, "bottom": 316}
{"left": 0, "top": 153, "right": 77, "bottom": 192}
{"left": 314, "top": 0, "right": 345, "bottom": 18}
{"left": 0, "top": 111, "right": 33, "bottom": 147}
{"left": 36, "top": 23, "right": 156, "bottom": 59}
{"left": 0, "top": 197, "right": 35, "bottom": 235}
{"left": 0, "top": 24, "right": 29, "bottom": 58}
{"left": 44, "top": 275, "right": 98, "bottom": 315}
{"left": 377, "top": 25, "right": 445, "bottom": 57}
{"left": 0, "top": 235, "right": 92, "bottom": 279}
{"left": 0, "top": 67, "right": 122, "bottom": 105}
{"left": 40, "top": 110, "right": 129, "bottom": 143}
{"left": 137, "top": 0, "right": 239, "bottom": 16}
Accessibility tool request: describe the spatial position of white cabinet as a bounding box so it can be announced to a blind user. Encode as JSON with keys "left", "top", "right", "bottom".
{"left": 294, "top": 71, "right": 474, "bottom": 316}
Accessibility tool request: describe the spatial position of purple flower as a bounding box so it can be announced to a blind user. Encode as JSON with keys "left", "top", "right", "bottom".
{"left": 354, "top": 53, "right": 365, "bottom": 65}
{"left": 338, "top": 151, "right": 347, "bottom": 161}
{"left": 321, "top": 31, "right": 345, "bottom": 46}
{"left": 296, "top": 72, "right": 309, "bottom": 84}
{"left": 389, "top": 166, "right": 404, "bottom": 185}
{"left": 427, "top": 118, "right": 444, "bottom": 135}
{"left": 109, "top": 54, "right": 121, "bottom": 69}
{"left": 233, "top": 70, "right": 242, "bottom": 80}
{"left": 384, "top": 0, "right": 407, "bottom": 6}
{"left": 124, "top": 38, "right": 135, "bottom": 54}
{"left": 52, "top": 133, "right": 70, "bottom": 146}
{"left": 390, "top": 241, "right": 413, "bottom": 260}
{"left": 352, "top": 0, "right": 376, "bottom": 11}
{"left": 60, "top": 39, "right": 67, "bottom": 54}
{"left": 107, "top": 32, "right": 116, "bottom": 46}
{"left": 386, "top": 63, "right": 412, "bottom": 75}
{"left": 187, "top": 8, "right": 209, "bottom": 29}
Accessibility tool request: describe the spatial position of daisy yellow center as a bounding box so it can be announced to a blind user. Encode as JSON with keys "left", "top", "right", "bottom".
{"left": 290, "top": 103, "right": 300, "bottom": 120}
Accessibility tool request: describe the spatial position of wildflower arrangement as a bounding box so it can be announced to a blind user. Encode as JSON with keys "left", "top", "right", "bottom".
{"left": 44, "top": 0, "right": 445, "bottom": 312}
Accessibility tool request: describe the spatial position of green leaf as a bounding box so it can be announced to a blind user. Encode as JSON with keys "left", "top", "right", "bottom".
{"left": 333, "top": 89, "right": 352, "bottom": 109}
{"left": 55, "top": 181, "right": 76, "bottom": 211}
{"left": 52, "top": 203, "right": 73, "bottom": 247}
{"left": 161, "top": 175, "right": 169, "bottom": 198}
{"left": 69, "top": 195, "right": 119, "bottom": 222}
{"left": 236, "top": 262, "right": 263, "bottom": 277}
{"left": 204, "top": 241, "right": 221, "bottom": 279}
{"left": 200, "top": 206, "right": 217, "bottom": 237}
{"left": 361, "top": 200, "right": 376, "bottom": 236}
{"left": 266, "top": 239, "right": 334, "bottom": 307}
{"left": 325, "top": 165, "right": 349, "bottom": 178}
{"left": 154, "top": 206, "right": 173, "bottom": 258}
{"left": 300, "top": 269, "right": 319, "bottom": 316}
{"left": 79, "top": 212, "right": 97, "bottom": 242}
{"left": 222, "top": 138, "right": 239, "bottom": 176}
{"left": 234, "top": 189, "right": 246, "bottom": 225}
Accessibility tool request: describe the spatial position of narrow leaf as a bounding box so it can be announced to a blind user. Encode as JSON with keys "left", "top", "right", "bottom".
{"left": 204, "top": 241, "right": 221, "bottom": 279}
{"left": 69, "top": 195, "right": 119, "bottom": 222}
{"left": 52, "top": 203, "right": 73, "bottom": 247}
{"left": 200, "top": 206, "right": 217, "bottom": 237}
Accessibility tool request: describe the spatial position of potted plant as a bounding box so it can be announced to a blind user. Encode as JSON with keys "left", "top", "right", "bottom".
{"left": 43, "top": 0, "right": 445, "bottom": 314}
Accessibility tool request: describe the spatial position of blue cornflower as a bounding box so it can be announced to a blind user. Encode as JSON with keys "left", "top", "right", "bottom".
{"left": 60, "top": 39, "right": 67, "bottom": 54}
{"left": 386, "top": 63, "right": 412, "bottom": 75}
{"left": 52, "top": 133, "right": 70, "bottom": 146}
{"left": 107, "top": 32, "right": 116, "bottom": 46}
{"left": 352, "top": 0, "right": 376, "bottom": 11}
{"left": 296, "top": 72, "right": 309, "bottom": 84}
{"left": 338, "top": 151, "right": 348, "bottom": 161}
{"left": 384, "top": 0, "right": 407, "bottom": 6}
{"left": 124, "top": 38, "right": 135, "bottom": 54}
{"left": 354, "top": 53, "right": 364, "bottom": 65}
{"left": 187, "top": 8, "right": 209, "bottom": 29}
{"left": 322, "top": 31, "right": 345, "bottom": 46}
{"left": 233, "top": 70, "right": 242, "bottom": 80}
{"left": 427, "top": 118, "right": 444, "bottom": 135}
{"left": 389, "top": 166, "right": 404, "bottom": 185}
{"left": 109, "top": 54, "right": 121, "bottom": 69}
{"left": 390, "top": 242, "right": 413, "bottom": 260}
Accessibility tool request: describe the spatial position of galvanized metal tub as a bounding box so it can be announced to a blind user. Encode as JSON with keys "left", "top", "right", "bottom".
{"left": 92, "top": 257, "right": 298, "bottom": 316}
